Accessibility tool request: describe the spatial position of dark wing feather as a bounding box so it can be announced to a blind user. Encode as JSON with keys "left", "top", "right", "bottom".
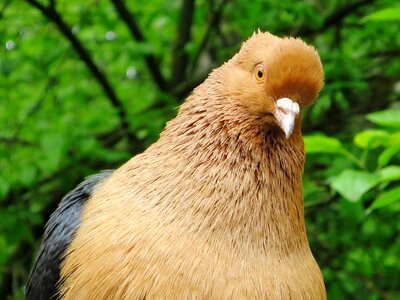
{"left": 25, "top": 170, "right": 113, "bottom": 300}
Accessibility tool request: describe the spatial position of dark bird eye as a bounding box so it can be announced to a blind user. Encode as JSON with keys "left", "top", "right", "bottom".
{"left": 255, "top": 65, "right": 265, "bottom": 81}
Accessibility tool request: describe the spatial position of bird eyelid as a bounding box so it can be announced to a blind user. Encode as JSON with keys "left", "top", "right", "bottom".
{"left": 249, "top": 61, "right": 263, "bottom": 72}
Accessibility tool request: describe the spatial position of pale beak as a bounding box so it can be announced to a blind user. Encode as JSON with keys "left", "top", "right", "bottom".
{"left": 274, "top": 98, "right": 300, "bottom": 139}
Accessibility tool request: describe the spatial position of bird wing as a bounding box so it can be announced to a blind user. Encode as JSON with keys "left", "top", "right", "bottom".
{"left": 25, "top": 170, "right": 113, "bottom": 300}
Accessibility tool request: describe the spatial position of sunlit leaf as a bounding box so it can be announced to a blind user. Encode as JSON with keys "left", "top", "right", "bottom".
{"left": 366, "top": 109, "right": 400, "bottom": 128}
{"left": 330, "top": 170, "right": 380, "bottom": 202}
{"left": 362, "top": 7, "right": 400, "bottom": 22}
{"left": 379, "top": 166, "right": 400, "bottom": 182}
{"left": 368, "top": 186, "right": 400, "bottom": 212}
{"left": 354, "top": 130, "right": 389, "bottom": 149}
{"left": 304, "top": 135, "right": 345, "bottom": 154}
{"left": 378, "top": 142, "right": 400, "bottom": 167}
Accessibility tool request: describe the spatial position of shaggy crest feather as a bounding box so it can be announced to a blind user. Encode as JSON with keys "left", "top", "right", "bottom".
{"left": 60, "top": 31, "right": 326, "bottom": 299}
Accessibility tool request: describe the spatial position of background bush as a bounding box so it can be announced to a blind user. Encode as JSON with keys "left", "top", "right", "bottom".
{"left": 1, "top": 0, "right": 399, "bottom": 299}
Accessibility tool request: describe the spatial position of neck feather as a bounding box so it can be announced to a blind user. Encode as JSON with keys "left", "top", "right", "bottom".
{"left": 124, "top": 81, "right": 308, "bottom": 253}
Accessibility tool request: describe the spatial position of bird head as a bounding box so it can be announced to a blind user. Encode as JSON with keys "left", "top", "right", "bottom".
{"left": 222, "top": 31, "right": 324, "bottom": 138}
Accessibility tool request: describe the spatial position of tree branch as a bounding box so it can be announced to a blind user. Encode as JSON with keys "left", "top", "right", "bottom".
{"left": 0, "top": 124, "right": 127, "bottom": 210}
{"left": 295, "top": 0, "right": 376, "bottom": 36}
{"left": 369, "top": 49, "right": 400, "bottom": 58}
{"left": 191, "top": 0, "right": 228, "bottom": 72}
{"left": 0, "top": 125, "right": 132, "bottom": 297}
{"left": 304, "top": 193, "right": 336, "bottom": 210}
{"left": 171, "top": 72, "right": 208, "bottom": 98}
{"left": 170, "top": 0, "right": 196, "bottom": 86}
{"left": 24, "top": 0, "right": 139, "bottom": 146}
{"left": 49, "top": 0, "right": 56, "bottom": 10}
{"left": 168, "top": 0, "right": 230, "bottom": 99}
{"left": 13, "top": 66, "right": 62, "bottom": 137}
{"left": 0, "top": 241, "right": 32, "bottom": 299}
{"left": 0, "top": 137, "right": 36, "bottom": 147}
{"left": 111, "top": 0, "right": 168, "bottom": 91}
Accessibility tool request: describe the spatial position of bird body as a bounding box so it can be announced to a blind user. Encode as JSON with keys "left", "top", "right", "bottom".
{"left": 28, "top": 31, "right": 326, "bottom": 299}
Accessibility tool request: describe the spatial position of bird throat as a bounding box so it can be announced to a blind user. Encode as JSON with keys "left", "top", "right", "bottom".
{"left": 147, "top": 110, "right": 308, "bottom": 254}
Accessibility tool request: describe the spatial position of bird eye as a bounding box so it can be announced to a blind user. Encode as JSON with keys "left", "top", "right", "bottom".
{"left": 255, "top": 65, "right": 265, "bottom": 81}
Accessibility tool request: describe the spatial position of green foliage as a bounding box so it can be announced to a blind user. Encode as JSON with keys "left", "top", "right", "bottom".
{"left": 304, "top": 109, "right": 400, "bottom": 299}
{"left": 1, "top": 0, "right": 400, "bottom": 299}
{"left": 362, "top": 7, "right": 400, "bottom": 22}
{"left": 305, "top": 108, "right": 400, "bottom": 208}
{"left": 304, "top": 135, "right": 346, "bottom": 154}
{"left": 367, "top": 109, "right": 400, "bottom": 128}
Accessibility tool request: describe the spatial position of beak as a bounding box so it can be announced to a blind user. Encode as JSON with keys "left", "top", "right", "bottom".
{"left": 274, "top": 98, "right": 300, "bottom": 139}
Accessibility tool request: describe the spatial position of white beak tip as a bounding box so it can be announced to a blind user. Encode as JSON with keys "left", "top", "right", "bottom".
{"left": 275, "top": 98, "right": 300, "bottom": 139}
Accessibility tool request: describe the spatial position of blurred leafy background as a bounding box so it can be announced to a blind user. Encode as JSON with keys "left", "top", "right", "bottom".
{"left": 1, "top": 0, "right": 400, "bottom": 299}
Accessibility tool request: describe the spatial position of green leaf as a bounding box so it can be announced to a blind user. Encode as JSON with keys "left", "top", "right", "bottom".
{"left": 362, "top": 7, "right": 400, "bottom": 22}
{"left": 366, "top": 109, "right": 400, "bottom": 128}
{"left": 379, "top": 166, "right": 400, "bottom": 183}
{"left": 0, "top": 177, "right": 10, "bottom": 200}
{"left": 304, "top": 135, "right": 345, "bottom": 154}
{"left": 378, "top": 142, "right": 400, "bottom": 167}
{"left": 19, "top": 165, "right": 38, "bottom": 187}
{"left": 328, "top": 282, "right": 346, "bottom": 300}
{"left": 338, "top": 198, "right": 364, "bottom": 225}
{"left": 303, "top": 176, "right": 328, "bottom": 204}
{"left": 39, "top": 133, "right": 66, "bottom": 173}
{"left": 330, "top": 170, "right": 380, "bottom": 202}
{"left": 331, "top": 167, "right": 400, "bottom": 203}
{"left": 354, "top": 130, "right": 389, "bottom": 149}
{"left": 368, "top": 186, "right": 400, "bottom": 212}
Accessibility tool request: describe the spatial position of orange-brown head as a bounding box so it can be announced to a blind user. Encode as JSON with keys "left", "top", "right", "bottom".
{"left": 220, "top": 31, "right": 324, "bottom": 138}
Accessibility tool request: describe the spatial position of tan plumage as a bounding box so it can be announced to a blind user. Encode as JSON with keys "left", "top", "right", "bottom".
{"left": 60, "top": 31, "right": 325, "bottom": 299}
